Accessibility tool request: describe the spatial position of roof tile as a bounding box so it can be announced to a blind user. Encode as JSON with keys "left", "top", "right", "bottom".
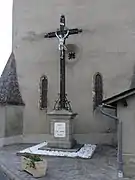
{"left": 0, "top": 52, "right": 25, "bottom": 106}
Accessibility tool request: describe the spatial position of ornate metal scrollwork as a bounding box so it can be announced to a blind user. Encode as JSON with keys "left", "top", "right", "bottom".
{"left": 53, "top": 93, "right": 72, "bottom": 112}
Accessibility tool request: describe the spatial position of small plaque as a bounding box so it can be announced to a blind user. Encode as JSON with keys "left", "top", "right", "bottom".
{"left": 54, "top": 122, "right": 66, "bottom": 137}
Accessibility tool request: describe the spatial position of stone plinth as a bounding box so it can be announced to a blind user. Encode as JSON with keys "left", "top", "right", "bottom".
{"left": 47, "top": 110, "right": 77, "bottom": 149}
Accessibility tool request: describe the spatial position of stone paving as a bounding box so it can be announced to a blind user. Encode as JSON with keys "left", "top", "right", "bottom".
{"left": 0, "top": 169, "right": 9, "bottom": 180}
{"left": 0, "top": 144, "right": 132, "bottom": 180}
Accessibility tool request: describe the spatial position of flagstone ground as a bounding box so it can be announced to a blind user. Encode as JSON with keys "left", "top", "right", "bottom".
{"left": 0, "top": 144, "right": 132, "bottom": 180}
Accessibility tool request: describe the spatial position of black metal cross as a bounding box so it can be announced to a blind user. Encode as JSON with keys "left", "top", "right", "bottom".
{"left": 44, "top": 15, "right": 82, "bottom": 111}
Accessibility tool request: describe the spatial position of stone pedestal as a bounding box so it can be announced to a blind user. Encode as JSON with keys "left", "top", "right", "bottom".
{"left": 47, "top": 110, "right": 77, "bottom": 149}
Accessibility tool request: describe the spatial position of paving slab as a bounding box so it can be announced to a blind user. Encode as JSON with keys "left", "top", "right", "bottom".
{"left": 18, "top": 142, "right": 96, "bottom": 159}
{"left": 0, "top": 144, "right": 133, "bottom": 180}
{"left": 0, "top": 168, "right": 9, "bottom": 180}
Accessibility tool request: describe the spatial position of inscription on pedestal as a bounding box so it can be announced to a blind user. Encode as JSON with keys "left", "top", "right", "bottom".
{"left": 54, "top": 122, "right": 66, "bottom": 137}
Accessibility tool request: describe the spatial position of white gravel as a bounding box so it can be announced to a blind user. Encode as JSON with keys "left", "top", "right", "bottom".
{"left": 19, "top": 142, "right": 96, "bottom": 159}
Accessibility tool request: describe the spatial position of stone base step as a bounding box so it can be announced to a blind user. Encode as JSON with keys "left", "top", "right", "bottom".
{"left": 39, "top": 143, "right": 84, "bottom": 152}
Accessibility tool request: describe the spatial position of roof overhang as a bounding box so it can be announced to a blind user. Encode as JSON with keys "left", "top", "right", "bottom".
{"left": 102, "top": 88, "right": 135, "bottom": 106}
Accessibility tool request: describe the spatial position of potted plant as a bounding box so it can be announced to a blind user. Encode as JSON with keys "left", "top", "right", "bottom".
{"left": 21, "top": 153, "right": 47, "bottom": 178}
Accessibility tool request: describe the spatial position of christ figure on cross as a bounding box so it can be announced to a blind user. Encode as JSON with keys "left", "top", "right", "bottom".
{"left": 55, "top": 29, "right": 69, "bottom": 58}
{"left": 44, "top": 15, "right": 82, "bottom": 111}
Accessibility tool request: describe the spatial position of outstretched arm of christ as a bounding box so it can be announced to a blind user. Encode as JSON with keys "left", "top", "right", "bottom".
{"left": 55, "top": 32, "right": 60, "bottom": 39}
{"left": 55, "top": 30, "right": 69, "bottom": 40}
{"left": 44, "top": 28, "right": 82, "bottom": 38}
{"left": 64, "top": 30, "right": 69, "bottom": 39}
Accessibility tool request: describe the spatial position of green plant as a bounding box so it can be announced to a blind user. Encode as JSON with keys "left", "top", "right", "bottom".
{"left": 23, "top": 153, "right": 43, "bottom": 169}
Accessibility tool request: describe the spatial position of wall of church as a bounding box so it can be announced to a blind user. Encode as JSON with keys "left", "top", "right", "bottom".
{"left": 117, "top": 96, "right": 135, "bottom": 177}
{"left": 117, "top": 96, "right": 135, "bottom": 155}
{"left": 0, "top": 106, "right": 23, "bottom": 147}
{"left": 5, "top": 106, "right": 24, "bottom": 137}
{"left": 0, "top": 107, "right": 5, "bottom": 138}
{"left": 12, "top": 0, "right": 135, "bottom": 143}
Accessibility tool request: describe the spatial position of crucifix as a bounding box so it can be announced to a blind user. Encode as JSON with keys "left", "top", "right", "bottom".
{"left": 44, "top": 15, "right": 82, "bottom": 111}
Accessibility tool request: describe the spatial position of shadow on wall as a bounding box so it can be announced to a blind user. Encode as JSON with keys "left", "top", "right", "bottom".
{"left": 65, "top": 43, "right": 82, "bottom": 67}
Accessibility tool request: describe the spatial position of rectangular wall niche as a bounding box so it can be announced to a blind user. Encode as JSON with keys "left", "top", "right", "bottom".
{"left": 39, "top": 75, "right": 48, "bottom": 110}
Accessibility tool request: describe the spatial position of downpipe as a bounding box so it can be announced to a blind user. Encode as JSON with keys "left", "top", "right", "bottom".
{"left": 97, "top": 105, "right": 124, "bottom": 178}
